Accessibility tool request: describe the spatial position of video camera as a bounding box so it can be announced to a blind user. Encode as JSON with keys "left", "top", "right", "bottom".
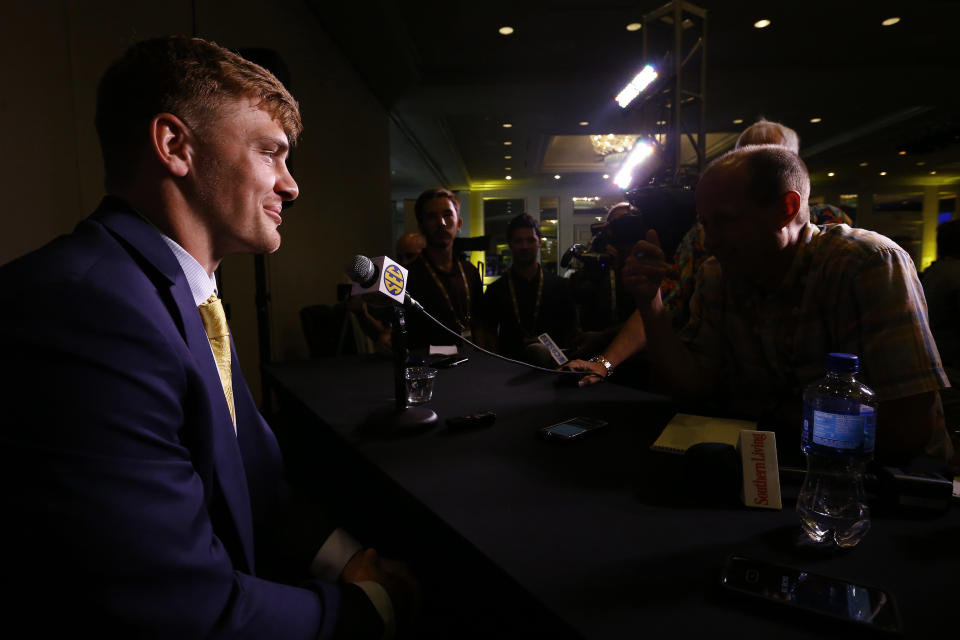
{"left": 560, "top": 214, "right": 649, "bottom": 273}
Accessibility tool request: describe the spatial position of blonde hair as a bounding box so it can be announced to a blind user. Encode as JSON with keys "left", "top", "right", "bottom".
{"left": 96, "top": 36, "right": 301, "bottom": 186}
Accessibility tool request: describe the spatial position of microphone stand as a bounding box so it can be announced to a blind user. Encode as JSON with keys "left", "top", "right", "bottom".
{"left": 390, "top": 303, "right": 437, "bottom": 429}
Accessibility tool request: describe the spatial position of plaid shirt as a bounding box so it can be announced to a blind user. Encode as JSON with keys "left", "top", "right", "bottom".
{"left": 682, "top": 223, "right": 948, "bottom": 419}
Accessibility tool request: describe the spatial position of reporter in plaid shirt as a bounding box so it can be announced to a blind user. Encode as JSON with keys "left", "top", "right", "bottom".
{"left": 624, "top": 144, "right": 952, "bottom": 462}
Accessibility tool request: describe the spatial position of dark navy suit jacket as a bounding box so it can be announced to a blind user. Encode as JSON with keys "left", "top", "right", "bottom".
{"left": 0, "top": 199, "right": 374, "bottom": 637}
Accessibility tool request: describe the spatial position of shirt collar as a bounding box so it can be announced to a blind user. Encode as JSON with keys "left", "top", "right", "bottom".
{"left": 158, "top": 235, "right": 218, "bottom": 306}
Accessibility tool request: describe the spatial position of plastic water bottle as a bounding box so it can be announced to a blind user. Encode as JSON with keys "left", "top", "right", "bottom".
{"left": 796, "top": 353, "right": 877, "bottom": 548}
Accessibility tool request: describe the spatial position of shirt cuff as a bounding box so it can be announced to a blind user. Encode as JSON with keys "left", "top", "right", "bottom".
{"left": 309, "top": 528, "right": 363, "bottom": 582}
{"left": 355, "top": 580, "right": 396, "bottom": 640}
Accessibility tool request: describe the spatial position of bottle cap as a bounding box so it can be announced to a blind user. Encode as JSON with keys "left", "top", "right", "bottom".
{"left": 826, "top": 352, "right": 859, "bottom": 373}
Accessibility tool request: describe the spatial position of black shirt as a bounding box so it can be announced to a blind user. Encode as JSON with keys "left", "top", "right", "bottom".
{"left": 406, "top": 254, "right": 483, "bottom": 347}
{"left": 482, "top": 266, "right": 577, "bottom": 359}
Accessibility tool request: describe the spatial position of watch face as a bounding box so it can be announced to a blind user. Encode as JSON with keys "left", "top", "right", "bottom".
{"left": 591, "top": 357, "right": 611, "bottom": 372}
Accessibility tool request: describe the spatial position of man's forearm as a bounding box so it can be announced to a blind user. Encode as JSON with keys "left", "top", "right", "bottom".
{"left": 598, "top": 310, "right": 647, "bottom": 367}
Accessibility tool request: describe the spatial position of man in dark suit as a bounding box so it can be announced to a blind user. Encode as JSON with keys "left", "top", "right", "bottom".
{"left": 0, "top": 36, "right": 415, "bottom": 637}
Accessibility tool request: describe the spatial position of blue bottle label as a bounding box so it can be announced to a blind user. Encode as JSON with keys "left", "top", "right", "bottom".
{"left": 811, "top": 409, "right": 875, "bottom": 450}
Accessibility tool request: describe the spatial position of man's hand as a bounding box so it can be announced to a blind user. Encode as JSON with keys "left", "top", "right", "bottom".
{"left": 621, "top": 229, "right": 669, "bottom": 307}
{"left": 342, "top": 548, "right": 421, "bottom": 630}
{"left": 563, "top": 359, "right": 607, "bottom": 387}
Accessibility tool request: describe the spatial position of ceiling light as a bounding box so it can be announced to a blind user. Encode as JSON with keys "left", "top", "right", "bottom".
{"left": 809, "top": 117, "right": 822, "bottom": 123}
{"left": 603, "top": 174, "right": 610, "bottom": 179}
{"left": 579, "top": 121, "right": 589, "bottom": 126}
{"left": 733, "top": 118, "right": 744, "bottom": 124}
{"left": 498, "top": 26, "right": 514, "bottom": 35}
{"left": 897, "top": 150, "right": 906, "bottom": 155}
{"left": 626, "top": 22, "right": 642, "bottom": 32}
{"left": 502, "top": 123, "right": 512, "bottom": 128}
{"left": 505, "top": 175, "right": 513, "bottom": 180}
{"left": 859, "top": 162, "right": 869, "bottom": 167}
{"left": 879, "top": 171, "right": 888, "bottom": 176}
{"left": 930, "top": 171, "right": 937, "bottom": 175}
{"left": 615, "top": 64, "right": 658, "bottom": 109}
{"left": 591, "top": 134, "right": 639, "bottom": 156}
{"left": 827, "top": 172, "right": 835, "bottom": 177}
{"left": 754, "top": 19, "right": 771, "bottom": 29}
{"left": 504, "top": 155, "right": 512, "bottom": 159}
{"left": 656, "top": 120, "right": 667, "bottom": 126}
{"left": 881, "top": 17, "right": 900, "bottom": 27}
{"left": 554, "top": 175, "right": 561, "bottom": 180}
{"left": 504, "top": 141, "right": 512, "bottom": 146}
{"left": 916, "top": 161, "right": 926, "bottom": 166}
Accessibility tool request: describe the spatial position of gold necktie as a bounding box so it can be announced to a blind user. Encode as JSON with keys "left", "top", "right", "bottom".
{"left": 197, "top": 294, "right": 236, "bottom": 427}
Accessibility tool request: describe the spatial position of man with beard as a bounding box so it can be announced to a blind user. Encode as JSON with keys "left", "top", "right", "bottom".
{"left": 405, "top": 188, "right": 484, "bottom": 349}
{"left": 483, "top": 214, "right": 576, "bottom": 364}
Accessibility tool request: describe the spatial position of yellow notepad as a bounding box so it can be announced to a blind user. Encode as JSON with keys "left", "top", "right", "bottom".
{"left": 650, "top": 413, "right": 757, "bottom": 454}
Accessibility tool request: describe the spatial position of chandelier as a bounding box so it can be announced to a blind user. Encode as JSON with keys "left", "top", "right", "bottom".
{"left": 590, "top": 134, "right": 639, "bottom": 156}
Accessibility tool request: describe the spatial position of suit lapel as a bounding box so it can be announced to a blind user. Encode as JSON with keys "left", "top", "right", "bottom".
{"left": 95, "top": 200, "right": 257, "bottom": 574}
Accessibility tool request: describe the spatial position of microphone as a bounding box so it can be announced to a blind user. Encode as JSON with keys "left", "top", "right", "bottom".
{"left": 682, "top": 438, "right": 956, "bottom": 514}
{"left": 345, "top": 256, "right": 581, "bottom": 377}
{"left": 345, "top": 254, "right": 380, "bottom": 288}
{"left": 344, "top": 255, "right": 437, "bottom": 426}
{"left": 681, "top": 432, "right": 782, "bottom": 509}
{"left": 345, "top": 255, "right": 420, "bottom": 309}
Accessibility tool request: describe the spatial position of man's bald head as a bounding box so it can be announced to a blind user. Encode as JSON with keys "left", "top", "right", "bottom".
{"left": 703, "top": 144, "right": 811, "bottom": 223}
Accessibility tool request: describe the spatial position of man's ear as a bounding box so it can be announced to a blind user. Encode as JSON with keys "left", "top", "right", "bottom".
{"left": 150, "top": 113, "right": 193, "bottom": 178}
{"left": 778, "top": 190, "right": 803, "bottom": 227}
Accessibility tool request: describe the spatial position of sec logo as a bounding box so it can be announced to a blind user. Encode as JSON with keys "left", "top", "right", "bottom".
{"left": 384, "top": 264, "right": 405, "bottom": 296}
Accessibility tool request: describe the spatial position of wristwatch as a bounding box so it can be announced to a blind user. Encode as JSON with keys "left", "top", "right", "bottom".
{"left": 589, "top": 355, "right": 614, "bottom": 378}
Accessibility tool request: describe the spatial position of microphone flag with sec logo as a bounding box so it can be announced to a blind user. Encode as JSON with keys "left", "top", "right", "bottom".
{"left": 346, "top": 255, "right": 408, "bottom": 304}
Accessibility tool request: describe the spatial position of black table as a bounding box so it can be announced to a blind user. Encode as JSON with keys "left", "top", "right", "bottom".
{"left": 263, "top": 353, "right": 959, "bottom": 639}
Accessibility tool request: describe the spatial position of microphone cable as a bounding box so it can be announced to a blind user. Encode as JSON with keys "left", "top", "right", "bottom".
{"left": 406, "top": 297, "right": 584, "bottom": 377}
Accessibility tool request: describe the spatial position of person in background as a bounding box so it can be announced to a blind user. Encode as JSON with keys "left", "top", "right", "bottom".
{"left": 0, "top": 35, "right": 417, "bottom": 637}
{"left": 405, "top": 188, "right": 485, "bottom": 350}
{"left": 568, "top": 203, "right": 646, "bottom": 358}
{"left": 922, "top": 219, "right": 960, "bottom": 374}
{"left": 568, "top": 118, "right": 851, "bottom": 384}
{"left": 396, "top": 231, "right": 426, "bottom": 267}
{"left": 921, "top": 219, "right": 960, "bottom": 460}
{"left": 483, "top": 214, "right": 576, "bottom": 365}
{"left": 624, "top": 144, "right": 950, "bottom": 463}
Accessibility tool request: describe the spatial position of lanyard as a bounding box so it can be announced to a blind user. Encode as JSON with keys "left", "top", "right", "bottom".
{"left": 507, "top": 265, "right": 543, "bottom": 338}
{"left": 422, "top": 256, "right": 471, "bottom": 330}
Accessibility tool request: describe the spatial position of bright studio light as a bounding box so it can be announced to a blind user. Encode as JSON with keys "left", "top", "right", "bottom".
{"left": 613, "top": 140, "right": 654, "bottom": 189}
{"left": 615, "top": 65, "right": 658, "bottom": 109}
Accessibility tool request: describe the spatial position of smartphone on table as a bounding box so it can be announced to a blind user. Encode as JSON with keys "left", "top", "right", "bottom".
{"left": 539, "top": 416, "right": 608, "bottom": 441}
{"left": 720, "top": 555, "right": 901, "bottom": 634}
